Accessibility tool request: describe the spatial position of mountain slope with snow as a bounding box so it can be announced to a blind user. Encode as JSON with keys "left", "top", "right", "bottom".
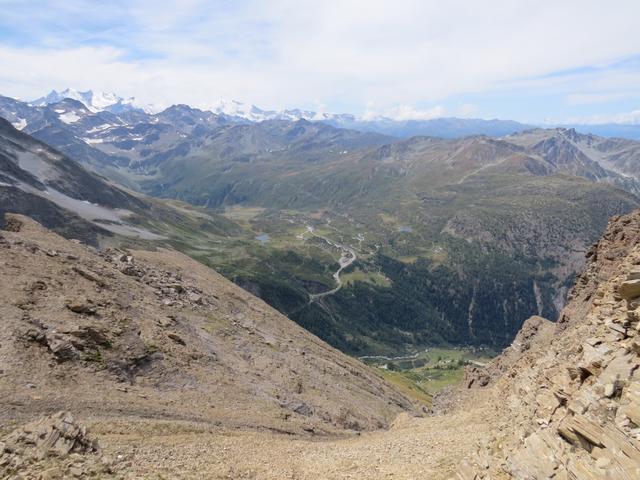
{"left": 32, "top": 88, "right": 160, "bottom": 114}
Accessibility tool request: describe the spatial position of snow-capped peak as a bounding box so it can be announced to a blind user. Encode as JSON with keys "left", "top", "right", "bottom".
{"left": 207, "top": 99, "right": 268, "bottom": 121}
{"left": 31, "top": 89, "right": 161, "bottom": 115}
{"left": 207, "top": 98, "right": 328, "bottom": 122}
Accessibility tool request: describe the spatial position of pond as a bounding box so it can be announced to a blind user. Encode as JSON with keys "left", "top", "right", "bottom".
{"left": 255, "top": 233, "right": 270, "bottom": 244}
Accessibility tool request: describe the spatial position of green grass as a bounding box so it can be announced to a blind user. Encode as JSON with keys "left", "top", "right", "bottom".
{"left": 377, "top": 369, "right": 433, "bottom": 406}
{"left": 363, "top": 347, "right": 496, "bottom": 401}
{"left": 342, "top": 268, "right": 391, "bottom": 287}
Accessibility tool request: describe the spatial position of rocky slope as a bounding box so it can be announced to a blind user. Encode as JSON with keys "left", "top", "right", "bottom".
{"left": 0, "top": 214, "right": 418, "bottom": 444}
{"left": 2, "top": 209, "right": 640, "bottom": 478}
{"left": 0, "top": 411, "right": 113, "bottom": 479}
{"left": 457, "top": 209, "right": 640, "bottom": 479}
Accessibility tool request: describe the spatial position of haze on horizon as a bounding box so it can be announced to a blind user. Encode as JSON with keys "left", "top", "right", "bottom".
{"left": 1, "top": 0, "right": 639, "bottom": 124}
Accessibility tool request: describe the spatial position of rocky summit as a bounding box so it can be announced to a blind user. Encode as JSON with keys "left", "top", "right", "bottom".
{"left": 2, "top": 208, "right": 640, "bottom": 478}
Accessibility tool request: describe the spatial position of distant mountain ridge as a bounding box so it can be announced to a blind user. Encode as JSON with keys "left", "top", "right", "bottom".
{"left": 32, "top": 88, "right": 159, "bottom": 115}
{"left": 23, "top": 88, "right": 640, "bottom": 140}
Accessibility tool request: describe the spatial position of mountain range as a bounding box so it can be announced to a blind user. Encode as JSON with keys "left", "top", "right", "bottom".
{"left": 1, "top": 89, "right": 640, "bottom": 478}
{"left": 20, "top": 88, "right": 640, "bottom": 139}
{"left": 2, "top": 89, "right": 640, "bottom": 356}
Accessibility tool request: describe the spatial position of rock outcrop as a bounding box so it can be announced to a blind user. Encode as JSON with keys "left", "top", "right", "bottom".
{"left": 456, "top": 211, "right": 640, "bottom": 479}
{"left": 0, "top": 411, "right": 115, "bottom": 479}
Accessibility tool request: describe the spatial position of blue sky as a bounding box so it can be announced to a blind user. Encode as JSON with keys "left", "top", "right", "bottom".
{"left": 0, "top": 0, "right": 639, "bottom": 123}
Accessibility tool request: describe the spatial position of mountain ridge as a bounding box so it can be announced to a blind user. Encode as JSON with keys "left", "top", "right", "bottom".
{"left": 1, "top": 110, "right": 640, "bottom": 355}
{"left": 23, "top": 88, "right": 640, "bottom": 140}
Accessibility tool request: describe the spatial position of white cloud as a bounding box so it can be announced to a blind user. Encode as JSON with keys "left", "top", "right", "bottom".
{"left": 0, "top": 0, "right": 639, "bottom": 118}
{"left": 567, "top": 92, "right": 634, "bottom": 105}
{"left": 457, "top": 103, "right": 479, "bottom": 117}
{"left": 561, "top": 109, "right": 640, "bottom": 125}
{"left": 362, "top": 104, "right": 445, "bottom": 121}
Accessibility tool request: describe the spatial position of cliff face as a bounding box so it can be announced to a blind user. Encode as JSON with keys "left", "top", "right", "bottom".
{"left": 458, "top": 211, "right": 640, "bottom": 479}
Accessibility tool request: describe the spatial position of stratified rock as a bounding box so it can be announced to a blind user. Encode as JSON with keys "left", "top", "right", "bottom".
{"left": 0, "top": 411, "right": 115, "bottom": 478}
{"left": 457, "top": 210, "right": 640, "bottom": 480}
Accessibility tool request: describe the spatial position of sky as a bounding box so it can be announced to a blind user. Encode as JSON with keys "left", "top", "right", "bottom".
{"left": 0, "top": 0, "right": 640, "bottom": 124}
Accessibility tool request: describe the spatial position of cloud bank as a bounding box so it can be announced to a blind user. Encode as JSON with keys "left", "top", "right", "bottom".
{"left": 0, "top": 0, "right": 639, "bottom": 122}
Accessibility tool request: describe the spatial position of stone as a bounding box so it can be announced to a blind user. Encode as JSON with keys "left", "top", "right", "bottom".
{"left": 65, "top": 326, "right": 111, "bottom": 347}
{"left": 535, "top": 390, "right": 560, "bottom": 422}
{"left": 599, "top": 352, "right": 636, "bottom": 385}
{"left": 69, "top": 466, "right": 84, "bottom": 477}
{"left": 167, "top": 332, "right": 185, "bottom": 345}
{"left": 188, "top": 292, "right": 203, "bottom": 304}
{"left": 72, "top": 267, "right": 105, "bottom": 287}
{"left": 0, "top": 411, "right": 115, "bottom": 479}
{"left": 618, "top": 279, "right": 640, "bottom": 300}
{"left": 157, "top": 317, "right": 175, "bottom": 328}
{"left": 603, "top": 382, "right": 620, "bottom": 398}
{"left": 607, "top": 321, "right": 627, "bottom": 335}
{"left": 293, "top": 402, "right": 313, "bottom": 416}
{"left": 45, "top": 333, "right": 78, "bottom": 361}
{"left": 40, "top": 467, "right": 63, "bottom": 479}
{"left": 508, "top": 430, "right": 562, "bottom": 479}
{"left": 4, "top": 215, "right": 24, "bottom": 232}
{"left": 118, "top": 254, "right": 134, "bottom": 263}
{"left": 558, "top": 415, "right": 605, "bottom": 449}
{"left": 66, "top": 301, "right": 97, "bottom": 315}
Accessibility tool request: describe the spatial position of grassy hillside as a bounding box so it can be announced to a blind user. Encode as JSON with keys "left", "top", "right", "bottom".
{"left": 123, "top": 130, "right": 640, "bottom": 355}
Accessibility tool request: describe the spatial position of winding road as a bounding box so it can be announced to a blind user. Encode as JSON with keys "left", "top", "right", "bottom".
{"left": 306, "top": 226, "right": 357, "bottom": 302}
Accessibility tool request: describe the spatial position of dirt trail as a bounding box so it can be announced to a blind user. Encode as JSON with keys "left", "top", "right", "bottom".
{"left": 98, "top": 394, "right": 494, "bottom": 479}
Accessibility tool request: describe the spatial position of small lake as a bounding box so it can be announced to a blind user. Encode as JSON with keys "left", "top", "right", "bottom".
{"left": 255, "top": 233, "right": 270, "bottom": 244}
{"left": 398, "top": 226, "right": 413, "bottom": 233}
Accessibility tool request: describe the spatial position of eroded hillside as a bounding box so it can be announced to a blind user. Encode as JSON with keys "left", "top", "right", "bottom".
{"left": 0, "top": 214, "right": 418, "bottom": 440}
{"left": 2, "top": 209, "right": 640, "bottom": 479}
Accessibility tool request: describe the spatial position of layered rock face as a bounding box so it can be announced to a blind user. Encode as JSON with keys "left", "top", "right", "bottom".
{"left": 458, "top": 211, "right": 640, "bottom": 479}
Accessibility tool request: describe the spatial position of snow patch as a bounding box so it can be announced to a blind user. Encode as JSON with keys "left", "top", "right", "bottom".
{"left": 59, "top": 112, "right": 81, "bottom": 124}
{"left": 11, "top": 118, "right": 27, "bottom": 130}
{"left": 86, "top": 124, "right": 114, "bottom": 134}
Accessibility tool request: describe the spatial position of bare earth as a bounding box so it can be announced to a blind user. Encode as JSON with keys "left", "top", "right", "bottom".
{"left": 93, "top": 401, "right": 493, "bottom": 479}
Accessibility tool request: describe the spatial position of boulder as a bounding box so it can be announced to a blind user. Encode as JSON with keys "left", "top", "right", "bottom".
{"left": 45, "top": 333, "right": 79, "bottom": 361}
{"left": 619, "top": 280, "right": 640, "bottom": 300}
